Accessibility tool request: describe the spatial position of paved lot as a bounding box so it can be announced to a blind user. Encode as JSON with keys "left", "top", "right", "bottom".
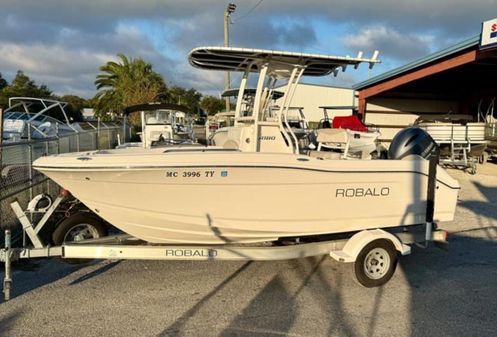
{"left": 1, "top": 165, "right": 497, "bottom": 337}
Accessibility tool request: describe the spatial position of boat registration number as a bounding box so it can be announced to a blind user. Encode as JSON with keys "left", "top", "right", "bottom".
{"left": 165, "top": 170, "right": 228, "bottom": 178}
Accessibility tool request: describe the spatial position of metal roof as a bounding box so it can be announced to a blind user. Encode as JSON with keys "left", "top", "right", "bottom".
{"left": 353, "top": 34, "right": 481, "bottom": 90}
{"left": 189, "top": 46, "right": 380, "bottom": 77}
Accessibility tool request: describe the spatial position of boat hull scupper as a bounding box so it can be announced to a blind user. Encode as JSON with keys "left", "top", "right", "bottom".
{"left": 33, "top": 150, "right": 460, "bottom": 244}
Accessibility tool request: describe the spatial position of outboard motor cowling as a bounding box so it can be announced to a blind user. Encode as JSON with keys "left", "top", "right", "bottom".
{"left": 388, "top": 127, "right": 438, "bottom": 160}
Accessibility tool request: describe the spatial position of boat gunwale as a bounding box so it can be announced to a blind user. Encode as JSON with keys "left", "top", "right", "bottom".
{"left": 32, "top": 163, "right": 461, "bottom": 190}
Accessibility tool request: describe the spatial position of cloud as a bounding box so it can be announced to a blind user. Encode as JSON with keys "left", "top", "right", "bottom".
{"left": 0, "top": 0, "right": 492, "bottom": 98}
{"left": 0, "top": 42, "right": 116, "bottom": 97}
{"left": 0, "top": 22, "right": 180, "bottom": 97}
{"left": 342, "top": 26, "right": 433, "bottom": 61}
{"left": 1, "top": 0, "right": 491, "bottom": 36}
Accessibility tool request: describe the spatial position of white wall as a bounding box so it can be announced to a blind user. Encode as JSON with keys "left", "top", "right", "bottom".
{"left": 364, "top": 97, "right": 460, "bottom": 142}
{"left": 276, "top": 83, "right": 354, "bottom": 122}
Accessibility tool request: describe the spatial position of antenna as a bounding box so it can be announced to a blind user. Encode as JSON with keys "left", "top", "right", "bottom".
{"left": 354, "top": 51, "right": 363, "bottom": 69}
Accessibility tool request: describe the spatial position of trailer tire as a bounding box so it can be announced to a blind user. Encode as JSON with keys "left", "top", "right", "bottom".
{"left": 479, "top": 151, "right": 489, "bottom": 165}
{"left": 52, "top": 212, "right": 108, "bottom": 264}
{"left": 354, "top": 239, "right": 398, "bottom": 288}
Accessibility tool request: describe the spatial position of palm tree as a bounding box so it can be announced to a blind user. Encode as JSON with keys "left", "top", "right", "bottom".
{"left": 94, "top": 54, "right": 167, "bottom": 120}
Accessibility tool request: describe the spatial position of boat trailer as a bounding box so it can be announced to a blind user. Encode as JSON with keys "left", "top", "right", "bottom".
{"left": 1, "top": 197, "right": 447, "bottom": 301}
{"left": 1, "top": 154, "right": 448, "bottom": 300}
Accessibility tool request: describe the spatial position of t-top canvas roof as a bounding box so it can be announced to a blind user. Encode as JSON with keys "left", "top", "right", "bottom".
{"left": 189, "top": 47, "right": 380, "bottom": 77}
{"left": 124, "top": 102, "right": 191, "bottom": 115}
{"left": 9, "top": 97, "right": 68, "bottom": 109}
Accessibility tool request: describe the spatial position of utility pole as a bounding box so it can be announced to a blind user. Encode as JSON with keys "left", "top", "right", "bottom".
{"left": 0, "top": 108, "right": 3, "bottom": 168}
{"left": 224, "top": 3, "right": 236, "bottom": 112}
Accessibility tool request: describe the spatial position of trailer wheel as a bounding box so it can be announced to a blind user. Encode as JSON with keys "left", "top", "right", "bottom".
{"left": 479, "top": 152, "right": 488, "bottom": 165}
{"left": 354, "top": 239, "right": 398, "bottom": 288}
{"left": 52, "top": 212, "right": 108, "bottom": 264}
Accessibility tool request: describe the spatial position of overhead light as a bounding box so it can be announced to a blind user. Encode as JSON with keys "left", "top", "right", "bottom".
{"left": 227, "top": 3, "right": 236, "bottom": 14}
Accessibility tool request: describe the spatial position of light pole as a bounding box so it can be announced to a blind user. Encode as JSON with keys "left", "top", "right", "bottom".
{"left": 224, "top": 3, "right": 236, "bottom": 112}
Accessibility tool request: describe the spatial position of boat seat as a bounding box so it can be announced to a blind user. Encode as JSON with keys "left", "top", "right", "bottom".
{"left": 147, "top": 117, "right": 159, "bottom": 124}
{"left": 308, "top": 150, "right": 341, "bottom": 160}
{"left": 316, "top": 128, "right": 348, "bottom": 144}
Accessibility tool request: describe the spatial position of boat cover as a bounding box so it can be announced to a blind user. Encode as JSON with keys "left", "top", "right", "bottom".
{"left": 333, "top": 116, "right": 368, "bottom": 132}
{"left": 124, "top": 103, "right": 190, "bottom": 115}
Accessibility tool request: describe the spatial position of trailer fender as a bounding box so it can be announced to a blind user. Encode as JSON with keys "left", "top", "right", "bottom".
{"left": 329, "top": 229, "right": 411, "bottom": 263}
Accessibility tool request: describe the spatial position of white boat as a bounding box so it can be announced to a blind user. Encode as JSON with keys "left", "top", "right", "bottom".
{"left": 33, "top": 147, "right": 458, "bottom": 244}
{"left": 117, "top": 102, "right": 196, "bottom": 149}
{"left": 415, "top": 116, "right": 487, "bottom": 173}
{"left": 205, "top": 111, "right": 235, "bottom": 142}
{"left": 2, "top": 97, "right": 82, "bottom": 142}
{"left": 416, "top": 119, "right": 486, "bottom": 142}
{"left": 315, "top": 107, "right": 381, "bottom": 159}
{"left": 210, "top": 89, "right": 311, "bottom": 146}
{"left": 33, "top": 47, "right": 459, "bottom": 245}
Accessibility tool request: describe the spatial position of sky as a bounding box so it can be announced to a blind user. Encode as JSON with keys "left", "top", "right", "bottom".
{"left": 0, "top": 0, "right": 493, "bottom": 98}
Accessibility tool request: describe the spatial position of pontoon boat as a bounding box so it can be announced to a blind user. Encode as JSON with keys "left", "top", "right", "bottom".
{"left": 415, "top": 115, "right": 487, "bottom": 173}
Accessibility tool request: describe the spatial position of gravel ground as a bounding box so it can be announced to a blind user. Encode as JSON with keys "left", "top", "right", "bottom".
{"left": 1, "top": 164, "right": 496, "bottom": 337}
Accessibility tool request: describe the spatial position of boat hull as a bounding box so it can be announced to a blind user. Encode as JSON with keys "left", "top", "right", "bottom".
{"left": 33, "top": 150, "right": 460, "bottom": 244}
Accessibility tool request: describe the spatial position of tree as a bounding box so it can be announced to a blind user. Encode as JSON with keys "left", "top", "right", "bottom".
{"left": 167, "top": 86, "right": 202, "bottom": 116}
{"left": 0, "top": 70, "right": 52, "bottom": 109}
{"left": 93, "top": 54, "right": 167, "bottom": 122}
{"left": 200, "top": 95, "right": 225, "bottom": 115}
{"left": 59, "top": 95, "right": 88, "bottom": 122}
{"left": 0, "top": 73, "right": 7, "bottom": 90}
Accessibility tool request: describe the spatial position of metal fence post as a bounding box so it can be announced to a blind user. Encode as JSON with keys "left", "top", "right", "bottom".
{"left": 123, "top": 117, "right": 127, "bottom": 143}
{"left": 95, "top": 130, "right": 99, "bottom": 151}
{"left": 26, "top": 123, "right": 34, "bottom": 247}
{"left": 27, "top": 123, "right": 33, "bottom": 186}
{"left": 108, "top": 128, "right": 111, "bottom": 149}
{"left": 3, "top": 229, "right": 12, "bottom": 301}
{"left": 97, "top": 119, "right": 101, "bottom": 150}
{"left": 56, "top": 123, "right": 60, "bottom": 154}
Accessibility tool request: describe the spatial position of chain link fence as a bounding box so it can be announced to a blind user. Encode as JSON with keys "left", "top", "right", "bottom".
{"left": 0, "top": 125, "right": 125, "bottom": 239}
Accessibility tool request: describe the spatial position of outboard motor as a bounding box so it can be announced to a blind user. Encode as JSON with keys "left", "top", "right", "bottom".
{"left": 388, "top": 127, "right": 438, "bottom": 160}
{"left": 389, "top": 128, "right": 440, "bottom": 236}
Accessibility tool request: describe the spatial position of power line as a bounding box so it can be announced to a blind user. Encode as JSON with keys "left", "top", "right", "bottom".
{"left": 232, "top": 0, "right": 264, "bottom": 23}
